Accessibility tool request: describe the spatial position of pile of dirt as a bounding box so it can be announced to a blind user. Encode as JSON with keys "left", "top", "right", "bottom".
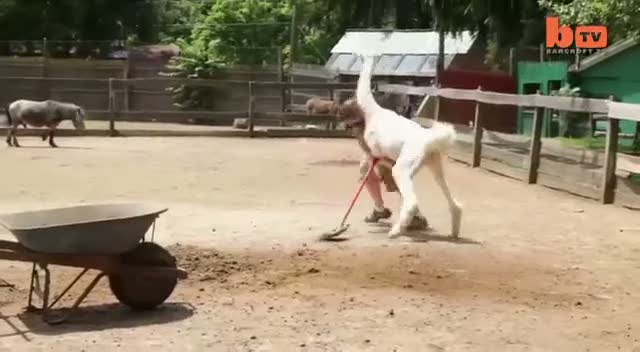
{"left": 167, "top": 244, "right": 256, "bottom": 283}
{"left": 0, "top": 281, "right": 24, "bottom": 307}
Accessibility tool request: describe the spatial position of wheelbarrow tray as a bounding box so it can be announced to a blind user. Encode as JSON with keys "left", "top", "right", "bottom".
{"left": 0, "top": 203, "right": 168, "bottom": 255}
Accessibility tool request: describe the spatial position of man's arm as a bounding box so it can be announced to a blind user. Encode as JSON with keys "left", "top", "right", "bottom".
{"left": 358, "top": 153, "right": 373, "bottom": 181}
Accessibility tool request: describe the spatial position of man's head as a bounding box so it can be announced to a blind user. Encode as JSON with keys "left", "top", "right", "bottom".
{"left": 336, "top": 98, "right": 365, "bottom": 131}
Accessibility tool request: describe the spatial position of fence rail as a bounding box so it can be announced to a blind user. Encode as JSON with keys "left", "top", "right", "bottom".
{"left": 377, "top": 84, "right": 611, "bottom": 113}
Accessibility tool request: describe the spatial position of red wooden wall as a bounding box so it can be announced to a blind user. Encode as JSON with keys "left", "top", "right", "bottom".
{"left": 439, "top": 70, "right": 518, "bottom": 133}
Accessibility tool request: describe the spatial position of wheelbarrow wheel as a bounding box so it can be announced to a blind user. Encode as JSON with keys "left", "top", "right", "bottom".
{"left": 108, "top": 242, "right": 178, "bottom": 311}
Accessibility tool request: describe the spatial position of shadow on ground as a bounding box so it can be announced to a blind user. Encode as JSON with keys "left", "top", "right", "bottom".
{"left": 1, "top": 302, "right": 193, "bottom": 338}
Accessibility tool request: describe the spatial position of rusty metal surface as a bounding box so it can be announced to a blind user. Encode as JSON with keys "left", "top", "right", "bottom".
{"left": 0, "top": 203, "right": 167, "bottom": 255}
{"left": 109, "top": 242, "right": 179, "bottom": 310}
{"left": 0, "top": 240, "right": 120, "bottom": 272}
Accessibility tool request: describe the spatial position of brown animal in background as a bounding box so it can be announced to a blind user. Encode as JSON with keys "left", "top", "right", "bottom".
{"left": 305, "top": 97, "right": 338, "bottom": 115}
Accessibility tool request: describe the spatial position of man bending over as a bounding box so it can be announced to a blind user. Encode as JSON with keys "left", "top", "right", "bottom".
{"left": 338, "top": 98, "right": 429, "bottom": 229}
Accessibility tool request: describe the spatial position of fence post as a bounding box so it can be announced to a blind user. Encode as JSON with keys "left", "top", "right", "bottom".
{"left": 108, "top": 78, "right": 116, "bottom": 136}
{"left": 42, "top": 37, "right": 50, "bottom": 100}
{"left": 123, "top": 42, "right": 131, "bottom": 112}
{"left": 277, "top": 48, "right": 286, "bottom": 113}
{"left": 508, "top": 47, "right": 516, "bottom": 77}
{"left": 288, "top": 2, "right": 298, "bottom": 111}
{"left": 471, "top": 86, "right": 483, "bottom": 168}
{"left": 288, "top": 74, "right": 295, "bottom": 112}
{"left": 327, "top": 87, "right": 336, "bottom": 130}
{"left": 602, "top": 96, "right": 619, "bottom": 204}
{"left": 539, "top": 43, "right": 544, "bottom": 62}
{"left": 433, "top": 84, "right": 441, "bottom": 121}
{"left": 527, "top": 91, "right": 544, "bottom": 184}
{"left": 248, "top": 81, "right": 255, "bottom": 137}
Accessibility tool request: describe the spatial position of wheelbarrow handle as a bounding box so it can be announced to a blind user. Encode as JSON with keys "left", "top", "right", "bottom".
{"left": 339, "top": 158, "right": 380, "bottom": 227}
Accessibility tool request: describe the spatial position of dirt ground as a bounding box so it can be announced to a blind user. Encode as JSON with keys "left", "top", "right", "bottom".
{"left": 0, "top": 134, "right": 639, "bottom": 351}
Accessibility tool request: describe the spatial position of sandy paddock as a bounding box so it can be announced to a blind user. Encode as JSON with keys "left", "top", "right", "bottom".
{"left": 0, "top": 134, "right": 639, "bottom": 351}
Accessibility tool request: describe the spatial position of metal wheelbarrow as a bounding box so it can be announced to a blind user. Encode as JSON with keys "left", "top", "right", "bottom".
{"left": 0, "top": 203, "right": 188, "bottom": 325}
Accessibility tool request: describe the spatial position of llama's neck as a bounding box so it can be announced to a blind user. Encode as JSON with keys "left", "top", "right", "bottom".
{"left": 356, "top": 56, "right": 381, "bottom": 121}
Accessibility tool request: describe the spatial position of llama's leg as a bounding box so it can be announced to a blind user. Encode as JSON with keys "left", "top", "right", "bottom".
{"left": 48, "top": 129, "right": 58, "bottom": 148}
{"left": 408, "top": 208, "right": 429, "bottom": 230}
{"left": 41, "top": 130, "right": 48, "bottom": 141}
{"left": 428, "top": 153, "right": 462, "bottom": 237}
{"left": 392, "top": 189, "right": 428, "bottom": 230}
{"left": 388, "top": 148, "right": 425, "bottom": 238}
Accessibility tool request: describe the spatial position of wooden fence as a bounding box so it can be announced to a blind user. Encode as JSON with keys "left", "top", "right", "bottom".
{"left": 377, "top": 83, "right": 638, "bottom": 207}
{"left": 101, "top": 78, "right": 358, "bottom": 136}
{"left": 1, "top": 75, "right": 638, "bottom": 208}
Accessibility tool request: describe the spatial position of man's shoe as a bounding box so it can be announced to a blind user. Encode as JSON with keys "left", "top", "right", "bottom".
{"left": 364, "top": 207, "right": 392, "bottom": 223}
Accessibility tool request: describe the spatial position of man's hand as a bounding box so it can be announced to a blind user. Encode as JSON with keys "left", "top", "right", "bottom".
{"left": 377, "top": 157, "right": 395, "bottom": 169}
{"left": 358, "top": 156, "right": 371, "bottom": 181}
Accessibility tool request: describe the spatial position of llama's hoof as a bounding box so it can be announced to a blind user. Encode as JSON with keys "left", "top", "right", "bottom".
{"left": 388, "top": 227, "right": 403, "bottom": 238}
{"left": 407, "top": 215, "right": 429, "bottom": 231}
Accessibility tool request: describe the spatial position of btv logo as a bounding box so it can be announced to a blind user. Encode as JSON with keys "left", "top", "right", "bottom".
{"left": 546, "top": 17, "right": 608, "bottom": 49}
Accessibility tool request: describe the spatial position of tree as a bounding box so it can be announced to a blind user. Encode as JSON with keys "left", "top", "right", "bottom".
{"left": 0, "top": 0, "right": 179, "bottom": 42}
{"left": 183, "top": 0, "right": 292, "bottom": 65}
{"left": 167, "top": 0, "right": 293, "bottom": 109}
{"left": 157, "top": 0, "right": 207, "bottom": 43}
{"left": 540, "top": 0, "right": 640, "bottom": 42}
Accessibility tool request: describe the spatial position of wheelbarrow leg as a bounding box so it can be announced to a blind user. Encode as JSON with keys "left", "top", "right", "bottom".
{"left": 42, "top": 272, "right": 106, "bottom": 325}
{"left": 27, "top": 263, "right": 36, "bottom": 311}
{"left": 25, "top": 264, "right": 105, "bottom": 325}
{"left": 48, "top": 268, "right": 89, "bottom": 309}
{"left": 26, "top": 263, "right": 50, "bottom": 313}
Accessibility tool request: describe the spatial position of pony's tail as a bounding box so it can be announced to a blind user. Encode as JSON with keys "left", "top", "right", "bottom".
{"left": 5, "top": 104, "right": 11, "bottom": 126}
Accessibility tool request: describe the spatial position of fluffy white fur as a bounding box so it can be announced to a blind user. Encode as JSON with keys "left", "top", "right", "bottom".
{"left": 356, "top": 55, "right": 462, "bottom": 238}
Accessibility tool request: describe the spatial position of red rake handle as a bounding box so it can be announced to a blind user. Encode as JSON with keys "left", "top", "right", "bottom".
{"left": 338, "top": 158, "right": 379, "bottom": 227}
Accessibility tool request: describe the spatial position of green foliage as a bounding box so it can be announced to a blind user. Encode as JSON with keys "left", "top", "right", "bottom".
{"left": 168, "top": 0, "right": 292, "bottom": 109}
{"left": 164, "top": 37, "right": 227, "bottom": 110}
{"left": 189, "top": 0, "right": 291, "bottom": 65}
{"left": 560, "top": 136, "right": 640, "bottom": 154}
{"left": 158, "top": 0, "right": 206, "bottom": 43}
{"left": 550, "top": 83, "right": 582, "bottom": 137}
{"left": 539, "top": 0, "right": 640, "bottom": 42}
{"left": 551, "top": 83, "right": 581, "bottom": 97}
{"left": 0, "top": 0, "right": 178, "bottom": 42}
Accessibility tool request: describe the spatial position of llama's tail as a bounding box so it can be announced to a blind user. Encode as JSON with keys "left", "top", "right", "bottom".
{"left": 427, "top": 121, "right": 457, "bottom": 155}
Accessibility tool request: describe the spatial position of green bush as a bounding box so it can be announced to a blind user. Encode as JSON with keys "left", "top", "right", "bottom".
{"left": 165, "top": 0, "right": 292, "bottom": 109}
